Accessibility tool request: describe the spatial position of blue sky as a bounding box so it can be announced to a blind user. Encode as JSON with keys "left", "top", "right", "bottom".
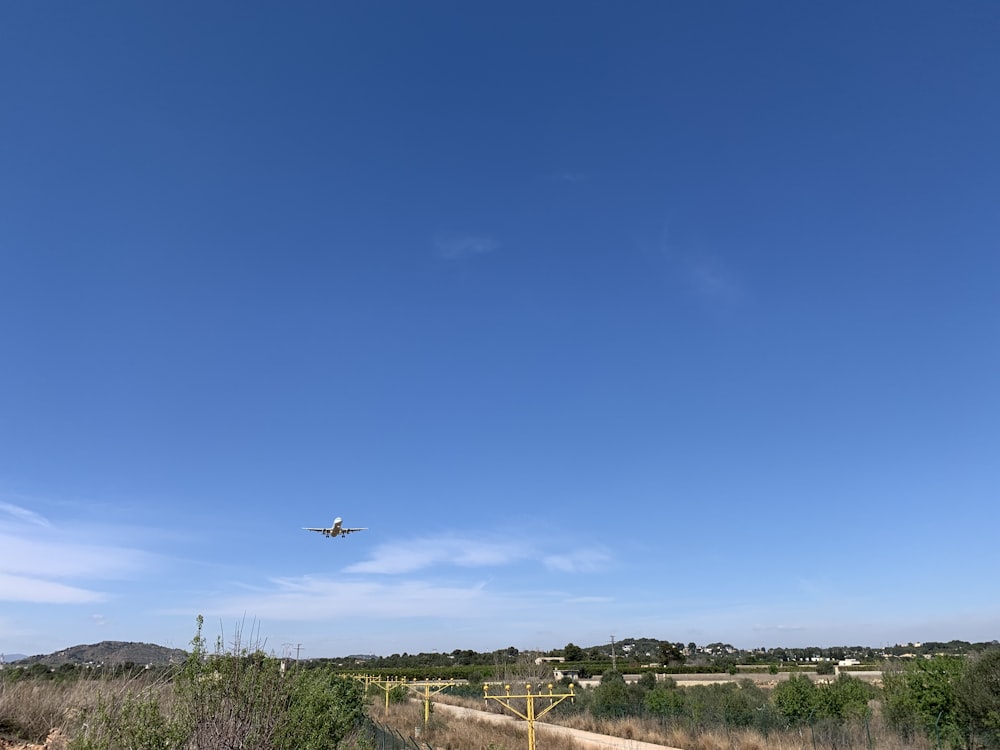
{"left": 2, "top": 1, "right": 999, "bottom": 659}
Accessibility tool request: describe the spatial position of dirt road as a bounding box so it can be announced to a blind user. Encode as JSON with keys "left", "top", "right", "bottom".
{"left": 429, "top": 701, "right": 684, "bottom": 750}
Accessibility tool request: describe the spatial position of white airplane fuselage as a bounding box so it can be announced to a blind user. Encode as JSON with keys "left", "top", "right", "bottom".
{"left": 323, "top": 518, "right": 346, "bottom": 537}
{"left": 304, "top": 517, "right": 367, "bottom": 538}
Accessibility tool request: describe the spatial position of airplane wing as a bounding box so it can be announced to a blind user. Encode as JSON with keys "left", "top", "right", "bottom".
{"left": 303, "top": 527, "right": 328, "bottom": 533}
{"left": 339, "top": 527, "right": 368, "bottom": 535}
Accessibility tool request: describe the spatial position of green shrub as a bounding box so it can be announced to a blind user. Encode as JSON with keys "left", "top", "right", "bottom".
{"left": 275, "top": 671, "right": 365, "bottom": 750}
{"left": 591, "top": 671, "right": 633, "bottom": 718}
{"left": 817, "top": 675, "right": 873, "bottom": 720}
{"left": 881, "top": 655, "right": 967, "bottom": 747}
{"left": 74, "top": 688, "right": 184, "bottom": 750}
{"left": 644, "top": 683, "right": 685, "bottom": 720}
{"left": 71, "top": 616, "right": 367, "bottom": 750}
{"left": 955, "top": 648, "right": 1000, "bottom": 749}
{"left": 772, "top": 674, "right": 818, "bottom": 724}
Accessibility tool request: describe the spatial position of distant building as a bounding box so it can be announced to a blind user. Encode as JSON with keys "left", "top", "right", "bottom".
{"left": 553, "top": 668, "right": 579, "bottom": 681}
{"left": 534, "top": 656, "right": 565, "bottom": 665}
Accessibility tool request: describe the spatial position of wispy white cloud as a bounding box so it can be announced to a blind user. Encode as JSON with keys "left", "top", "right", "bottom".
{"left": 752, "top": 623, "right": 806, "bottom": 633}
{"left": 0, "top": 573, "right": 109, "bottom": 604}
{"left": 0, "top": 532, "right": 148, "bottom": 580}
{"left": 0, "top": 501, "right": 51, "bottom": 527}
{"left": 563, "top": 595, "right": 614, "bottom": 605}
{"left": 542, "top": 549, "right": 612, "bottom": 573}
{"left": 434, "top": 234, "right": 500, "bottom": 259}
{"left": 636, "top": 221, "right": 745, "bottom": 305}
{"left": 0, "top": 502, "right": 155, "bottom": 604}
{"left": 184, "top": 577, "right": 508, "bottom": 622}
{"left": 345, "top": 535, "right": 531, "bottom": 575}
{"left": 688, "top": 256, "right": 741, "bottom": 302}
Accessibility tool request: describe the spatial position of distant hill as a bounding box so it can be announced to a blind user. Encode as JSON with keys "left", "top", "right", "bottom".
{"left": 2, "top": 653, "right": 27, "bottom": 663}
{"left": 13, "top": 641, "right": 187, "bottom": 667}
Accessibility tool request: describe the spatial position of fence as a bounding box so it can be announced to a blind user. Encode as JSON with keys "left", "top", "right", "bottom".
{"left": 363, "top": 718, "right": 439, "bottom": 750}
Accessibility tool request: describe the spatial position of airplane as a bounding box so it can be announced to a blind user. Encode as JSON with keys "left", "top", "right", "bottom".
{"left": 303, "top": 517, "right": 367, "bottom": 539}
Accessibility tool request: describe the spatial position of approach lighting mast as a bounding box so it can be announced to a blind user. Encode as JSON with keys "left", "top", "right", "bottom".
{"left": 483, "top": 682, "right": 575, "bottom": 750}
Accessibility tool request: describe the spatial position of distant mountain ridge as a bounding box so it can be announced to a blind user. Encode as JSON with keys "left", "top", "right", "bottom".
{"left": 13, "top": 640, "right": 187, "bottom": 667}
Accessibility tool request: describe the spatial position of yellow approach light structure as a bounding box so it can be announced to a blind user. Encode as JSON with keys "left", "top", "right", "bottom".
{"left": 351, "top": 674, "right": 406, "bottom": 713}
{"left": 402, "top": 679, "right": 459, "bottom": 725}
{"left": 483, "top": 682, "right": 575, "bottom": 750}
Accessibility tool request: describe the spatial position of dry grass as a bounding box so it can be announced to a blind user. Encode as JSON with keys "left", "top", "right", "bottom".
{"left": 3, "top": 677, "right": 938, "bottom": 750}
{"left": 381, "top": 693, "right": 937, "bottom": 750}
{"left": 377, "top": 700, "right": 580, "bottom": 750}
{"left": 0, "top": 679, "right": 95, "bottom": 742}
{"left": 0, "top": 674, "right": 170, "bottom": 744}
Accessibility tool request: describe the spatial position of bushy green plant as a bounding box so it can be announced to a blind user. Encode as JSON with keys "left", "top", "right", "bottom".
{"left": 881, "top": 655, "right": 967, "bottom": 747}
{"left": 644, "top": 683, "right": 686, "bottom": 721}
{"left": 74, "top": 688, "right": 184, "bottom": 750}
{"left": 720, "top": 679, "right": 767, "bottom": 727}
{"left": 275, "top": 671, "right": 365, "bottom": 750}
{"left": 815, "top": 660, "right": 836, "bottom": 675}
{"left": 590, "top": 671, "right": 634, "bottom": 718}
{"left": 955, "top": 648, "right": 1000, "bottom": 749}
{"left": 71, "top": 616, "right": 367, "bottom": 750}
{"left": 772, "top": 674, "right": 818, "bottom": 724}
{"left": 817, "top": 674, "right": 873, "bottom": 720}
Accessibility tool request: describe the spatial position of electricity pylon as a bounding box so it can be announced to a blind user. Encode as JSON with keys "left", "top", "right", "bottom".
{"left": 483, "top": 682, "right": 575, "bottom": 750}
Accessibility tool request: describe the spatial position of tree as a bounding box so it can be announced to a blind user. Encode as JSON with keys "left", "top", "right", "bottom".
{"left": 817, "top": 675, "right": 873, "bottom": 720}
{"left": 563, "top": 643, "right": 584, "bottom": 662}
{"left": 722, "top": 681, "right": 768, "bottom": 727}
{"left": 882, "top": 655, "right": 967, "bottom": 747}
{"left": 772, "top": 674, "right": 818, "bottom": 724}
{"left": 645, "top": 683, "right": 685, "bottom": 721}
{"left": 275, "top": 672, "right": 365, "bottom": 750}
{"left": 658, "top": 642, "right": 684, "bottom": 666}
{"left": 955, "top": 648, "right": 1000, "bottom": 748}
{"left": 591, "top": 671, "right": 633, "bottom": 718}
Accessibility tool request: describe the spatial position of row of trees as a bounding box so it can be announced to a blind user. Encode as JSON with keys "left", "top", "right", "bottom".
{"left": 312, "top": 637, "right": 1000, "bottom": 673}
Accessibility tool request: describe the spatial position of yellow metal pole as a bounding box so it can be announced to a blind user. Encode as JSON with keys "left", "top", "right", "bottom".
{"left": 526, "top": 684, "right": 536, "bottom": 750}
{"left": 484, "top": 682, "right": 574, "bottom": 750}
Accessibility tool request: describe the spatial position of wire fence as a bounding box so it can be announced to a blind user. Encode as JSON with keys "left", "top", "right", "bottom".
{"left": 363, "top": 718, "right": 439, "bottom": 750}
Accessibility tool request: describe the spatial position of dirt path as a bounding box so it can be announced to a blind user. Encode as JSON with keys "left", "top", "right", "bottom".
{"left": 0, "top": 729, "right": 67, "bottom": 750}
{"left": 429, "top": 701, "right": 684, "bottom": 750}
